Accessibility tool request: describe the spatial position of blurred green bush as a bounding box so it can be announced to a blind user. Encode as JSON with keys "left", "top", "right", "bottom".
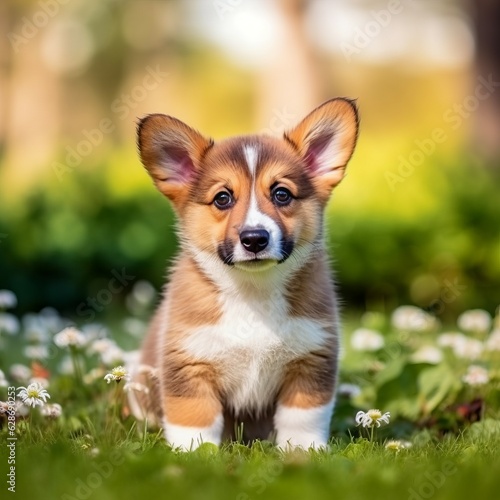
{"left": 0, "top": 154, "right": 498, "bottom": 320}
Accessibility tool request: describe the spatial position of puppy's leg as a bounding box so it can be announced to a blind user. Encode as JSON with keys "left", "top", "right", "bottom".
{"left": 162, "top": 361, "right": 223, "bottom": 451}
{"left": 274, "top": 352, "right": 337, "bottom": 450}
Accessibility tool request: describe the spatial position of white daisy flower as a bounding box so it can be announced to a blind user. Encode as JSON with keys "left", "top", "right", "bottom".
{"left": 0, "top": 369, "right": 8, "bottom": 388}
{"left": 24, "top": 325, "right": 50, "bottom": 344}
{"left": 437, "top": 332, "right": 468, "bottom": 349}
{"left": 458, "top": 309, "right": 492, "bottom": 334}
{"left": 391, "top": 306, "right": 437, "bottom": 332}
{"left": 452, "top": 338, "right": 483, "bottom": 360}
{"left": 29, "top": 377, "right": 50, "bottom": 389}
{"left": 355, "top": 409, "right": 391, "bottom": 428}
{"left": 337, "top": 383, "right": 362, "bottom": 399}
{"left": 100, "top": 345, "right": 125, "bottom": 366}
{"left": 411, "top": 345, "right": 443, "bottom": 364}
{"left": 40, "top": 403, "right": 62, "bottom": 419}
{"left": 485, "top": 329, "right": 500, "bottom": 352}
{"left": 104, "top": 366, "right": 130, "bottom": 384}
{"left": 123, "top": 381, "right": 150, "bottom": 394}
{"left": 54, "top": 327, "right": 87, "bottom": 349}
{"left": 122, "top": 317, "right": 147, "bottom": 338}
{"left": 9, "top": 364, "right": 31, "bottom": 382}
{"left": 385, "top": 439, "right": 411, "bottom": 452}
{"left": 87, "top": 338, "right": 118, "bottom": 356}
{"left": 17, "top": 382, "right": 51, "bottom": 408}
{"left": 24, "top": 344, "right": 50, "bottom": 360}
{"left": 0, "top": 313, "right": 20, "bottom": 335}
{"left": 126, "top": 280, "right": 156, "bottom": 312}
{"left": 350, "top": 328, "right": 385, "bottom": 351}
{"left": 462, "top": 365, "right": 489, "bottom": 387}
{"left": 0, "top": 290, "right": 17, "bottom": 309}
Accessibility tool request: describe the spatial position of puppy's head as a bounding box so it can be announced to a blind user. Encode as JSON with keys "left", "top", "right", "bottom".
{"left": 138, "top": 98, "right": 359, "bottom": 275}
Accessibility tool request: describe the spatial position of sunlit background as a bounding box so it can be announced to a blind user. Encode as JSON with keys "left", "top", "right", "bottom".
{"left": 1, "top": 0, "right": 499, "bottom": 325}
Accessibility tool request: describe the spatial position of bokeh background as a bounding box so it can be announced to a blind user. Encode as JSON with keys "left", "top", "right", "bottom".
{"left": 0, "top": 0, "right": 499, "bottom": 326}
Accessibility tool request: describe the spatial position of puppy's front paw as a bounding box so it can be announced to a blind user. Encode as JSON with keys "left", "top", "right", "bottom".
{"left": 274, "top": 401, "right": 334, "bottom": 452}
{"left": 163, "top": 415, "right": 223, "bottom": 452}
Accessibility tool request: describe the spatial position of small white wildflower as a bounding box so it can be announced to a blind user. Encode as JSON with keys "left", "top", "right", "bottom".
{"left": 350, "top": 328, "right": 384, "bottom": 351}
{"left": 24, "top": 344, "right": 49, "bottom": 360}
{"left": 29, "top": 377, "right": 50, "bottom": 389}
{"left": 391, "top": 306, "right": 437, "bottom": 332}
{"left": 355, "top": 409, "right": 391, "bottom": 428}
{"left": 0, "top": 401, "right": 9, "bottom": 415}
{"left": 100, "top": 345, "right": 125, "bottom": 366}
{"left": 485, "top": 329, "right": 500, "bottom": 352}
{"left": 385, "top": 439, "right": 411, "bottom": 452}
{"left": 0, "top": 290, "right": 17, "bottom": 309}
{"left": 453, "top": 338, "right": 483, "bottom": 360}
{"left": 87, "top": 338, "right": 118, "bottom": 355}
{"left": 82, "top": 323, "right": 109, "bottom": 342}
{"left": 14, "top": 400, "right": 29, "bottom": 417}
{"left": 0, "top": 313, "right": 20, "bottom": 335}
{"left": 126, "top": 280, "right": 156, "bottom": 312}
{"left": 123, "top": 317, "right": 147, "bottom": 337}
{"left": 83, "top": 368, "right": 106, "bottom": 385}
{"left": 40, "top": 403, "right": 62, "bottom": 419}
{"left": 0, "top": 369, "right": 8, "bottom": 388}
{"left": 54, "top": 327, "right": 87, "bottom": 349}
{"left": 462, "top": 365, "right": 489, "bottom": 387}
{"left": 123, "top": 381, "right": 150, "bottom": 394}
{"left": 437, "top": 332, "right": 468, "bottom": 349}
{"left": 24, "top": 325, "right": 50, "bottom": 344}
{"left": 9, "top": 364, "right": 31, "bottom": 382}
{"left": 59, "top": 356, "right": 75, "bottom": 375}
{"left": 104, "top": 366, "right": 130, "bottom": 384}
{"left": 411, "top": 345, "right": 443, "bottom": 364}
{"left": 458, "top": 309, "right": 492, "bottom": 334}
{"left": 337, "top": 383, "right": 362, "bottom": 399}
{"left": 17, "top": 382, "right": 51, "bottom": 408}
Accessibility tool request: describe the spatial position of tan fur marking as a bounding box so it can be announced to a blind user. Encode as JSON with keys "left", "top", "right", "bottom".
{"left": 165, "top": 395, "right": 222, "bottom": 427}
{"left": 279, "top": 348, "right": 337, "bottom": 408}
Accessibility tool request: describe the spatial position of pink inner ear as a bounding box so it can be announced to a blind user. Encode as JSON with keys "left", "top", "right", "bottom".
{"left": 304, "top": 132, "right": 334, "bottom": 173}
{"left": 163, "top": 145, "right": 196, "bottom": 183}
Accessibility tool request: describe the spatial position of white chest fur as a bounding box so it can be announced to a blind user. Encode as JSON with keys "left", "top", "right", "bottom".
{"left": 180, "top": 289, "right": 332, "bottom": 415}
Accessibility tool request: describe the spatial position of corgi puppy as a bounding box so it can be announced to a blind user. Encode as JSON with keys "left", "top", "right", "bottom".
{"left": 128, "top": 98, "right": 359, "bottom": 451}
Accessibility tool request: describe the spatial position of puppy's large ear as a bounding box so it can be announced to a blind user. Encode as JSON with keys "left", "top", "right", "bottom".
{"left": 284, "top": 98, "right": 359, "bottom": 200}
{"left": 137, "top": 114, "right": 213, "bottom": 206}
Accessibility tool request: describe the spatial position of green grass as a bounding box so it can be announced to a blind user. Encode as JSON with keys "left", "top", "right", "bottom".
{"left": 2, "top": 416, "right": 500, "bottom": 500}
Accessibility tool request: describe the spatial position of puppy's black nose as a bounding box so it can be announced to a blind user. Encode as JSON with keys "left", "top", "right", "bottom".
{"left": 240, "top": 229, "right": 269, "bottom": 254}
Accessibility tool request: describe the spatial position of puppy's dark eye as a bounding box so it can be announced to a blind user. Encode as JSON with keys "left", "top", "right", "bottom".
{"left": 272, "top": 187, "right": 293, "bottom": 206}
{"left": 213, "top": 191, "right": 234, "bottom": 209}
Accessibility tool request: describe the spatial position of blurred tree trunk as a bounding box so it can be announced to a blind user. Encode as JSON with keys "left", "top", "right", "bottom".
{"left": 473, "top": 0, "right": 500, "bottom": 160}
{"left": 257, "top": 0, "right": 323, "bottom": 133}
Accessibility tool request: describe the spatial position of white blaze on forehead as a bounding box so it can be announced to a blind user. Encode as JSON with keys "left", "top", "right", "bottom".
{"left": 243, "top": 144, "right": 259, "bottom": 176}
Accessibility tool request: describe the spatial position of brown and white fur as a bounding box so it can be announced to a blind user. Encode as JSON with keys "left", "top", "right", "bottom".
{"left": 128, "top": 98, "right": 359, "bottom": 451}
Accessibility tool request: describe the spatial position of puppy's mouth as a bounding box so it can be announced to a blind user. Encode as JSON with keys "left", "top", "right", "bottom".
{"left": 217, "top": 239, "right": 294, "bottom": 269}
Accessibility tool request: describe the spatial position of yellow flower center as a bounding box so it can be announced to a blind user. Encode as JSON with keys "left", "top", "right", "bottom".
{"left": 367, "top": 409, "right": 382, "bottom": 421}
{"left": 27, "top": 389, "right": 40, "bottom": 398}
